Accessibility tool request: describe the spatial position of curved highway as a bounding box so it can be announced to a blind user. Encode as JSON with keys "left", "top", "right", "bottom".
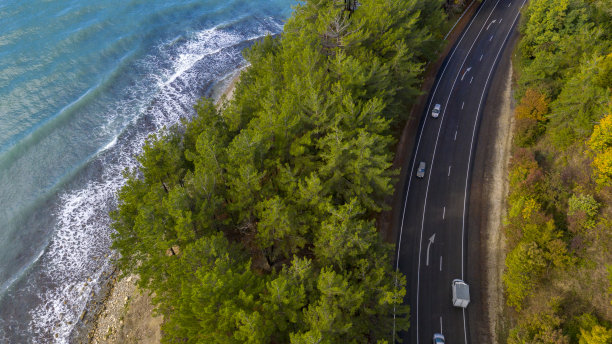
{"left": 394, "top": 0, "right": 526, "bottom": 343}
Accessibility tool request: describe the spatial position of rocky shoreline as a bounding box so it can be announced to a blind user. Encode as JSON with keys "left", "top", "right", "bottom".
{"left": 68, "top": 69, "right": 244, "bottom": 344}
{"left": 87, "top": 272, "right": 162, "bottom": 344}
{"left": 68, "top": 263, "right": 118, "bottom": 344}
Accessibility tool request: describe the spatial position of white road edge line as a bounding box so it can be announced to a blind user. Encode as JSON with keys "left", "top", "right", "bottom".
{"left": 405, "top": 0, "right": 503, "bottom": 342}
{"left": 391, "top": 0, "right": 499, "bottom": 341}
{"left": 459, "top": 4, "right": 525, "bottom": 344}
{"left": 461, "top": 0, "right": 524, "bottom": 281}
{"left": 440, "top": 256, "right": 443, "bottom": 272}
{"left": 443, "top": 0, "right": 477, "bottom": 40}
{"left": 463, "top": 308, "right": 468, "bottom": 344}
{"left": 440, "top": 316, "right": 443, "bottom": 334}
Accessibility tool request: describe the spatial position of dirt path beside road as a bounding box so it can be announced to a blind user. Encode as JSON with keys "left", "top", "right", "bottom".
{"left": 466, "top": 30, "right": 518, "bottom": 343}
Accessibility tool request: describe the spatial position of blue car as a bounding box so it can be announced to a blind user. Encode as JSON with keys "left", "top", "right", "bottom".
{"left": 433, "top": 333, "right": 445, "bottom": 344}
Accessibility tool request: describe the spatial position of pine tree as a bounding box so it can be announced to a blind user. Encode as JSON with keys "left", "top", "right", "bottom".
{"left": 109, "top": 0, "right": 450, "bottom": 341}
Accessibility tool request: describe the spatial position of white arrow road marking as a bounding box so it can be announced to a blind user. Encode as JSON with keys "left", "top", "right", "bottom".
{"left": 461, "top": 66, "right": 472, "bottom": 80}
{"left": 486, "top": 19, "right": 497, "bottom": 30}
{"left": 426, "top": 233, "right": 436, "bottom": 266}
{"left": 392, "top": 0, "right": 505, "bottom": 341}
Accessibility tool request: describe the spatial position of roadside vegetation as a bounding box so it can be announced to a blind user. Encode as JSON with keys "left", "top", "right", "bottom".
{"left": 109, "top": 0, "right": 450, "bottom": 342}
{"left": 503, "top": 0, "right": 612, "bottom": 342}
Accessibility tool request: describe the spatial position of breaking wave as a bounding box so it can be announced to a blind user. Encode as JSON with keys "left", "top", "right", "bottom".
{"left": 0, "top": 15, "right": 283, "bottom": 343}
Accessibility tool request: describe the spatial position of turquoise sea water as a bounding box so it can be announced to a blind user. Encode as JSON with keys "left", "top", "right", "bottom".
{"left": 0, "top": 1, "right": 295, "bottom": 342}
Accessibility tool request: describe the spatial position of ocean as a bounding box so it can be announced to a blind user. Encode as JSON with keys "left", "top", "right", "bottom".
{"left": 0, "top": 0, "right": 295, "bottom": 342}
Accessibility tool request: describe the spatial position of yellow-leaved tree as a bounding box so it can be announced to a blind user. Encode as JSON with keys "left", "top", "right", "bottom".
{"left": 579, "top": 325, "right": 612, "bottom": 344}
{"left": 588, "top": 112, "right": 612, "bottom": 186}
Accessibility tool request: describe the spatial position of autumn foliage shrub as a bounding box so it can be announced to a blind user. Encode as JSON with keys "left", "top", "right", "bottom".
{"left": 503, "top": 0, "right": 612, "bottom": 340}
{"left": 588, "top": 113, "right": 612, "bottom": 187}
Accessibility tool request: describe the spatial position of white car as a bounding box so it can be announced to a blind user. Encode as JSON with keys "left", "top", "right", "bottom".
{"left": 416, "top": 161, "right": 426, "bottom": 178}
{"left": 431, "top": 103, "right": 441, "bottom": 118}
{"left": 433, "top": 333, "right": 445, "bottom": 344}
{"left": 452, "top": 278, "right": 470, "bottom": 308}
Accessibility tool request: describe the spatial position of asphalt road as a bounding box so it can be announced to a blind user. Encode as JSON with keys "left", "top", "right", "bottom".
{"left": 393, "top": 0, "right": 526, "bottom": 343}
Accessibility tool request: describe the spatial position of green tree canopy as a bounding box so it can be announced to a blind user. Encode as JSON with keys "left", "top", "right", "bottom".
{"left": 110, "top": 0, "right": 448, "bottom": 342}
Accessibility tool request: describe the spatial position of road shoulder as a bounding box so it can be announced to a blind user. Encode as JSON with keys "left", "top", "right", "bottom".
{"left": 466, "top": 28, "right": 518, "bottom": 344}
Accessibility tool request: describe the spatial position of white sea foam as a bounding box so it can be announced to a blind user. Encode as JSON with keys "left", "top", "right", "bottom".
{"left": 27, "top": 17, "right": 282, "bottom": 343}
{"left": 99, "top": 136, "right": 118, "bottom": 154}
{"left": 163, "top": 28, "right": 241, "bottom": 86}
